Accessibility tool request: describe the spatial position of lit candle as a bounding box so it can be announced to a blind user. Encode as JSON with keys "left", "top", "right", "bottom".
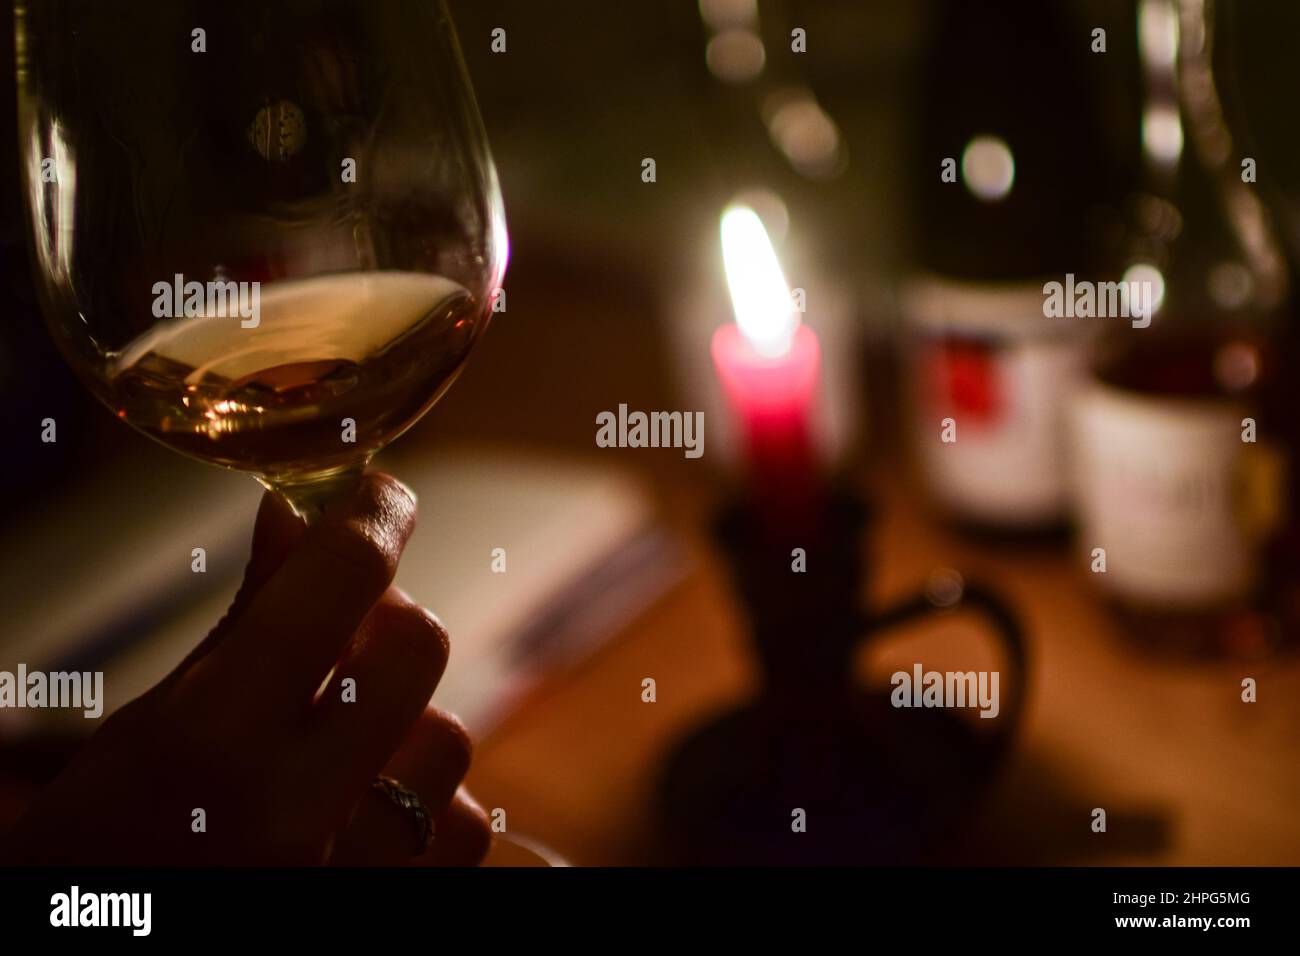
{"left": 711, "top": 205, "right": 822, "bottom": 529}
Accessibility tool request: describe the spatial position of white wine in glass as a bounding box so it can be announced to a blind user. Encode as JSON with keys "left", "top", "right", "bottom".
{"left": 110, "top": 271, "right": 481, "bottom": 486}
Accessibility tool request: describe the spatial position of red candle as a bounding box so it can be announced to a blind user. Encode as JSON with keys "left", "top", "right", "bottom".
{"left": 711, "top": 205, "right": 822, "bottom": 528}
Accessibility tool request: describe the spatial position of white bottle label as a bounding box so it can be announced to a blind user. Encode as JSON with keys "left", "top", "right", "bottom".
{"left": 1071, "top": 381, "right": 1253, "bottom": 607}
{"left": 903, "top": 276, "right": 1093, "bottom": 527}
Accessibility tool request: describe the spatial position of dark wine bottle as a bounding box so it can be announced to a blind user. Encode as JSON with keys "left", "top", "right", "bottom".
{"left": 902, "top": 0, "right": 1128, "bottom": 534}
{"left": 1071, "top": 0, "right": 1295, "bottom": 656}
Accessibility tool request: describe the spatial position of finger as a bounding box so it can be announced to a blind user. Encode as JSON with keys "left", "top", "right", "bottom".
{"left": 170, "top": 493, "right": 307, "bottom": 677}
{"left": 153, "top": 492, "right": 306, "bottom": 698}
{"left": 413, "top": 789, "right": 492, "bottom": 867}
{"left": 329, "top": 707, "right": 472, "bottom": 866}
{"left": 382, "top": 706, "right": 473, "bottom": 808}
{"left": 204, "top": 473, "right": 417, "bottom": 715}
{"left": 306, "top": 595, "right": 452, "bottom": 793}
{"left": 328, "top": 780, "right": 433, "bottom": 866}
{"left": 245, "top": 491, "right": 312, "bottom": 584}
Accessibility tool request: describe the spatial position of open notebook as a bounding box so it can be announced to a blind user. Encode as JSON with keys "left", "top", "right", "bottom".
{"left": 0, "top": 447, "right": 683, "bottom": 737}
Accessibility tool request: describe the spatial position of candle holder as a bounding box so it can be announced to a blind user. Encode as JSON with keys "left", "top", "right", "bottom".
{"left": 656, "top": 480, "right": 1028, "bottom": 864}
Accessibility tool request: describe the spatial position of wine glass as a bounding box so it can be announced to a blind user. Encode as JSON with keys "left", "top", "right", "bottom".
{"left": 15, "top": 0, "right": 507, "bottom": 517}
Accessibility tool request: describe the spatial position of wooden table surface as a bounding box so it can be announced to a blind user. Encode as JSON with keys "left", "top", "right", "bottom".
{"left": 465, "top": 469, "right": 1300, "bottom": 866}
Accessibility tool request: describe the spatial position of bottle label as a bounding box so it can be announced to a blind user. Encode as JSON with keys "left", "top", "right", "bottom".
{"left": 903, "top": 276, "right": 1092, "bottom": 526}
{"left": 1071, "top": 381, "right": 1256, "bottom": 607}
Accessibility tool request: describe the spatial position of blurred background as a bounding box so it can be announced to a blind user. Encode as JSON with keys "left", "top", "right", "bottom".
{"left": 2, "top": 0, "right": 1299, "bottom": 864}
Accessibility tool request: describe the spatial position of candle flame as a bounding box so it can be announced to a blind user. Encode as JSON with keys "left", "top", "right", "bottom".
{"left": 721, "top": 204, "right": 799, "bottom": 358}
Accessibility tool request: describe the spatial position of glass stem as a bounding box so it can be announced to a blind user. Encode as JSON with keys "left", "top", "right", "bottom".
{"left": 260, "top": 462, "right": 369, "bottom": 522}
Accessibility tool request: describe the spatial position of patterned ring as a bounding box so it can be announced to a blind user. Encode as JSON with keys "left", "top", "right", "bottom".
{"left": 370, "top": 775, "right": 435, "bottom": 855}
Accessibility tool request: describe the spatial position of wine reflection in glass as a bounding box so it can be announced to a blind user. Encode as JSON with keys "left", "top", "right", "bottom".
{"left": 16, "top": 0, "right": 507, "bottom": 517}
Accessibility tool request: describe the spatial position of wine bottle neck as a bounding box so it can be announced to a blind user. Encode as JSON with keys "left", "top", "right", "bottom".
{"left": 1129, "top": 0, "right": 1288, "bottom": 324}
